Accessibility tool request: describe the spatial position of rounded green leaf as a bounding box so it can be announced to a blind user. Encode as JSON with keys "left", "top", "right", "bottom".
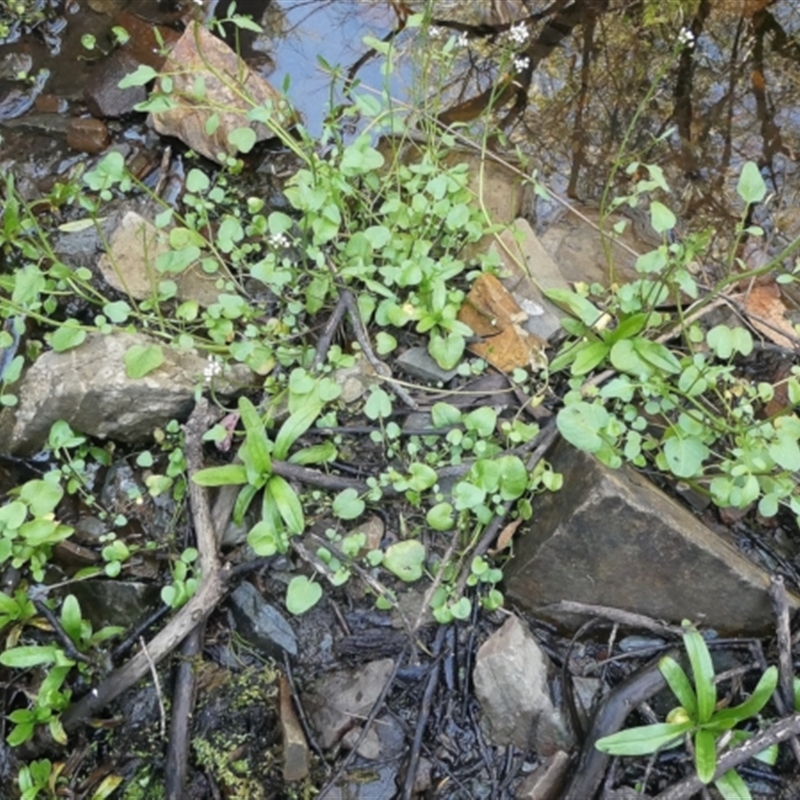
{"left": 663, "top": 436, "right": 708, "bottom": 479}
{"left": 228, "top": 126, "right": 257, "bottom": 154}
{"left": 557, "top": 402, "right": 609, "bottom": 453}
{"left": 737, "top": 161, "right": 767, "bottom": 204}
{"left": 426, "top": 502, "right": 455, "bottom": 531}
{"left": 383, "top": 540, "right": 425, "bottom": 582}
{"left": 50, "top": 324, "right": 87, "bottom": 353}
{"left": 124, "top": 343, "right": 164, "bottom": 378}
{"left": 286, "top": 575, "right": 322, "bottom": 615}
{"left": 650, "top": 201, "right": 676, "bottom": 234}
{"left": 332, "top": 488, "right": 365, "bottom": 520}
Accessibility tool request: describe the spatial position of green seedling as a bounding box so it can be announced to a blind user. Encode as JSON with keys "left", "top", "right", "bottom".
{"left": 596, "top": 620, "right": 778, "bottom": 798}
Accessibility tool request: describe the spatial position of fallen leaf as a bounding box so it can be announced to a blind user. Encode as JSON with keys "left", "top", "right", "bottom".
{"left": 741, "top": 279, "right": 798, "bottom": 350}
{"left": 488, "top": 517, "right": 522, "bottom": 556}
{"left": 459, "top": 273, "right": 547, "bottom": 372}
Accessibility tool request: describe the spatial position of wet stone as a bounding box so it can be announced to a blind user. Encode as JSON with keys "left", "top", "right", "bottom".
{"left": 505, "top": 439, "right": 800, "bottom": 635}
{"left": 66, "top": 116, "right": 110, "bottom": 154}
{"left": 396, "top": 346, "right": 458, "bottom": 384}
{"left": 70, "top": 580, "right": 160, "bottom": 631}
{"left": 515, "top": 750, "right": 571, "bottom": 800}
{"left": 303, "top": 657, "right": 395, "bottom": 749}
{"left": 34, "top": 94, "right": 68, "bottom": 114}
{"left": 279, "top": 674, "right": 309, "bottom": 781}
{"left": 84, "top": 49, "right": 146, "bottom": 118}
{"left": 473, "top": 615, "right": 572, "bottom": 754}
{"left": 0, "top": 331, "right": 254, "bottom": 455}
{"left": 228, "top": 581, "right": 298, "bottom": 659}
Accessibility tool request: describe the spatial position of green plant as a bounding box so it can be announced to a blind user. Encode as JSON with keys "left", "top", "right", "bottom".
{"left": 0, "top": 473, "right": 73, "bottom": 582}
{"left": 17, "top": 758, "right": 61, "bottom": 800}
{"left": 596, "top": 621, "right": 778, "bottom": 798}
{"left": 161, "top": 547, "right": 199, "bottom": 609}
{"left": 553, "top": 159, "right": 800, "bottom": 524}
{"left": 193, "top": 372, "right": 341, "bottom": 559}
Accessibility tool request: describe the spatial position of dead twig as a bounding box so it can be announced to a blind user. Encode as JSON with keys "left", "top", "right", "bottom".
{"left": 60, "top": 400, "right": 229, "bottom": 734}
{"left": 537, "top": 600, "right": 685, "bottom": 639}
{"left": 140, "top": 635, "right": 167, "bottom": 739}
{"left": 768, "top": 574, "right": 800, "bottom": 768}
{"left": 165, "top": 626, "right": 204, "bottom": 800}
{"left": 563, "top": 650, "right": 677, "bottom": 800}
{"left": 401, "top": 625, "right": 449, "bottom": 800}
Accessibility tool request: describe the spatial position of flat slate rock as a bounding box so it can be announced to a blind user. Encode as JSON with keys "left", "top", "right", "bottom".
{"left": 505, "top": 438, "right": 800, "bottom": 635}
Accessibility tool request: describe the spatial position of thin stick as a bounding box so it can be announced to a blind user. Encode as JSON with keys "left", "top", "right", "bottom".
{"left": 768, "top": 574, "right": 800, "bottom": 768}
{"left": 139, "top": 635, "right": 166, "bottom": 739}
{"left": 401, "top": 626, "right": 448, "bottom": 800}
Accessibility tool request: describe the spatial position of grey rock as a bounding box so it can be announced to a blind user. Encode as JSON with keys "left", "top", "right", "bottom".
{"left": 70, "top": 580, "right": 160, "bottom": 631}
{"left": 229, "top": 581, "right": 297, "bottom": 658}
{"left": 473, "top": 615, "right": 573, "bottom": 753}
{"left": 397, "top": 346, "right": 458, "bottom": 383}
{"left": 97, "top": 210, "right": 227, "bottom": 307}
{"left": 539, "top": 204, "right": 656, "bottom": 288}
{"left": 0, "top": 331, "right": 254, "bottom": 455}
{"left": 304, "top": 657, "right": 395, "bottom": 749}
{"left": 84, "top": 49, "right": 147, "bottom": 118}
{"left": 505, "top": 439, "right": 800, "bottom": 634}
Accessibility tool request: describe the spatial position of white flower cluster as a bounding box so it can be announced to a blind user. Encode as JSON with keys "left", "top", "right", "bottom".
{"left": 509, "top": 22, "right": 529, "bottom": 46}
{"left": 514, "top": 55, "right": 530, "bottom": 72}
{"left": 678, "top": 27, "right": 695, "bottom": 48}
{"left": 203, "top": 356, "right": 222, "bottom": 383}
{"left": 268, "top": 232, "right": 290, "bottom": 249}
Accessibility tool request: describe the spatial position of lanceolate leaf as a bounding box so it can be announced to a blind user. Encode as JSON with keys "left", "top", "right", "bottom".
{"left": 238, "top": 396, "right": 272, "bottom": 475}
{"left": 694, "top": 728, "right": 717, "bottom": 784}
{"left": 682, "top": 621, "right": 716, "bottom": 724}
{"left": 192, "top": 464, "right": 248, "bottom": 487}
{"left": 659, "top": 656, "right": 697, "bottom": 718}
{"left": 268, "top": 475, "right": 304, "bottom": 535}
{"left": 273, "top": 400, "right": 322, "bottom": 461}
{"left": 709, "top": 666, "right": 778, "bottom": 730}
{"left": 595, "top": 722, "right": 692, "bottom": 756}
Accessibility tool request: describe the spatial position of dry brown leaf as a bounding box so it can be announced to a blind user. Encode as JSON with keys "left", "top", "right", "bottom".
{"left": 459, "top": 273, "right": 546, "bottom": 372}
{"left": 489, "top": 518, "right": 522, "bottom": 556}
{"left": 742, "top": 280, "right": 798, "bottom": 350}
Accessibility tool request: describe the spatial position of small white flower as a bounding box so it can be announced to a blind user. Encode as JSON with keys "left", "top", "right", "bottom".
{"left": 268, "top": 232, "right": 290, "bottom": 249}
{"left": 429, "top": 26, "right": 444, "bottom": 39}
{"left": 203, "top": 356, "right": 222, "bottom": 383}
{"left": 513, "top": 55, "right": 530, "bottom": 72}
{"left": 509, "top": 22, "right": 529, "bottom": 46}
{"left": 678, "top": 27, "right": 695, "bottom": 47}
{"left": 456, "top": 31, "right": 469, "bottom": 48}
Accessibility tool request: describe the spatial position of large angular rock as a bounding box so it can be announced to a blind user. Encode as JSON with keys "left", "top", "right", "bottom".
{"left": 149, "top": 22, "right": 289, "bottom": 164}
{"left": 0, "top": 332, "right": 253, "bottom": 455}
{"left": 97, "top": 210, "right": 226, "bottom": 307}
{"left": 505, "top": 439, "right": 800, "bottom": 634}
{"left": 473, "top": 615, "right": 572, "bottom": 753}
{"left": 303, "top": 658, "right": 395, "bottom": 749}
{"left": 488, "top": 218, "right": 568, "bottom": 341}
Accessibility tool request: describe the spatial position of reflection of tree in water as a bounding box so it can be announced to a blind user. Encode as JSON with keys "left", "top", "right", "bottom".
{"left": 397, "top": 0, "right": 800, "bottom": 252}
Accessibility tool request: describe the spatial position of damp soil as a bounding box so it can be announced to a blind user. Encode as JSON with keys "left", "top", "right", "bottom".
{"left": 3, "top": 1, "right": 800, "bottom": 799}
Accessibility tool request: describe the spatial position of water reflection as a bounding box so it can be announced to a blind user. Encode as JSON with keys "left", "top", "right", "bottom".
{"left": 0, "top": 0, "right": 798, "bottom": 257}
